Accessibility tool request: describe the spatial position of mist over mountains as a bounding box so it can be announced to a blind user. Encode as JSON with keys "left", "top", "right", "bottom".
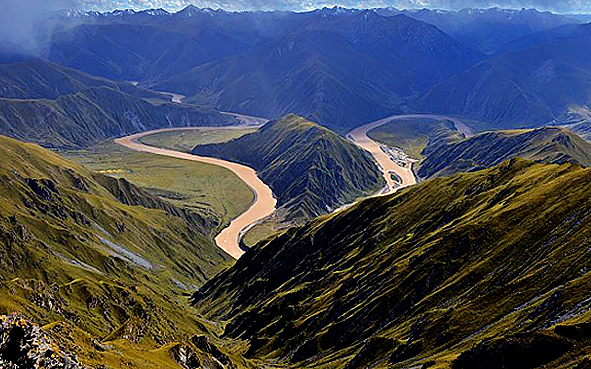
{"left": 0, "top": 4, "right": 583, "bottom": 132}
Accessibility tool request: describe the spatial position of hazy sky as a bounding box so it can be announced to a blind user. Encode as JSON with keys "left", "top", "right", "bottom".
{"left": 73, "top": 0, "right": 591, "bottom": 13}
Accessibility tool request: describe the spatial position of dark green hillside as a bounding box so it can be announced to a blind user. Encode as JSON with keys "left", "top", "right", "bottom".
{"left": 156, "top": 12, "right": 482, "bottom": 132}
{"left": 193, "top": 158, "right": 591, "bottom": 368}
{"left": 193, "top": 114, "right": 384, "bottom": 221}
{"left": 418, "top": 24, "right": 591, "bottom": 128}
{"left": 0, "top": 135, "right": 244, "bottom": 368}
{"left": 417, "top": 127, "right": 591, "bottom": 178}
{"left": 0, "top": 60, "right": 235, "bottom": 148}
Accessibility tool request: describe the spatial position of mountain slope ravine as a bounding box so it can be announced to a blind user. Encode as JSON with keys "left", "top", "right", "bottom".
{"left": 115, "top": 127, "right": 277, "bottom": 259}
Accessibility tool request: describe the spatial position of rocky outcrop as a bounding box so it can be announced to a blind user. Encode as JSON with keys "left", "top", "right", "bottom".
{"left": 0, "top": 315, "right": 85, "bottom": 369}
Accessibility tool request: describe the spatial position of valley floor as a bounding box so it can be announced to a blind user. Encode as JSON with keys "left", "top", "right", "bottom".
{"left": 115, "top": 127, "right": 277, "bottom": 259}
{"left": 348, "top": 116, "right": 419, "bottom": 194}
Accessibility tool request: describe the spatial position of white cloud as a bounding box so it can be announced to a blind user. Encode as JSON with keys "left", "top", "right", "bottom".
{"left": 74, "top": 0, "right": 591, "bottom": 13}
{"left": 0, "top": 0, "right": 77, "bottom": 55}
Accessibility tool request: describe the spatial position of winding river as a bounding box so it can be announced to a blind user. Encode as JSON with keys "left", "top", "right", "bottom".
{"left": 116, "top": 100, "right": 469, "bottom": 259}
{"left": 115, "top": 127, "right": 276, "bottom": 259}
{"left": 348, "top": 114, "right": 472, "bottom": 195}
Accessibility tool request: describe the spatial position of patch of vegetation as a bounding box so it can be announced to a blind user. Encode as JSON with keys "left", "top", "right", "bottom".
{"left": 138, "top": 128, "right": 257, "bottom": 153}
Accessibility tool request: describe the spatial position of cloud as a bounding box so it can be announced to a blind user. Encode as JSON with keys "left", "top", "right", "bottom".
{"left": 72, "top": 0, "right": 591, "bottom": 12}
{"left": 0, "top": 0, "right": 77, "bottom": 56}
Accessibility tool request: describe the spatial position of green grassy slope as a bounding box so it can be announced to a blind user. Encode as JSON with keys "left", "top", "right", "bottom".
{"left": 60, "top": 140, "right": 255, "bottom": 232}
{"left": 193, "top": 114, "right": 385, "bottom": 221}
{"left": 0, "top": 135, "right": 246, "bottom": 368}
{"left": 417, "top": 126, "right": 591, "bottom": 179}
{"left": 192, "top": 158, "right": 591, "bottom": 368}
{"left": 366, "top": 117, "right": 464, "bottom": 159}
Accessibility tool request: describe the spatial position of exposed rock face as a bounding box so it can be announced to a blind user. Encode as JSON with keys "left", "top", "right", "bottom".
{"left": 191, "top": 335, "right": 235, "bottom": 369}
{"left": 0, "top": 315, "right": 85, "bottom": 369}
{"left": 169, "top": 344, "right": 202, "bottom": 369}
{"left": 168, "top": 336, "right": 237, "bottom": 369}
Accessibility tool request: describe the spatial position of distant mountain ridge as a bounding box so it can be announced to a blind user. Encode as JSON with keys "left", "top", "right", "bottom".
{"left": 376, "top": 7, "right": 580, "bottom": 54}
{"left": 156, "top": 11, "right": 482, "bottom": 131}
{"left": 0, "top": 59, "right": 234, "bottom": 148}
{"left": 418, "top": 23, "right": 591, "bottom": 129}
{"left": 37, "top": 5, "right": 584, "bottom": 132}
{"left": 417, "top": 127, "right": 591, "bottom": 178}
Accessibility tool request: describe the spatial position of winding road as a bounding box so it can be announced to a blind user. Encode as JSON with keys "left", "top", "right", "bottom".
{"left": 348, "top": 114, "right": 472, "bottom": 195}
{"left": 115, "top": 127, "right": 276, "bottom": 259}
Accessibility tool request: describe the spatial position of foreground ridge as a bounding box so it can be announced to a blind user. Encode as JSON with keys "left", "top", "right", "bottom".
{"left": 193, "top": 158, "right": 591, "bottom": 368}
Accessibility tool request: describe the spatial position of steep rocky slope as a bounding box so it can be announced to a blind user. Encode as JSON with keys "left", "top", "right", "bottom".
{"left": 193, "top": 158, "right": 591, "bottom": 368}
{"left": 193, "top": 115, "right": 384, "bottom": 221}
{"left": 0, "top": 135, "right": 241, "bottom": 368}
{"left": 417, "top": 127, "right": 591, "bottom": 178}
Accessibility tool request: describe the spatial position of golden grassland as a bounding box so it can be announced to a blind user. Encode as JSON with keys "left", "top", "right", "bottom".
{"left": 59, "top": 140, "right": 255, "bottom": 231}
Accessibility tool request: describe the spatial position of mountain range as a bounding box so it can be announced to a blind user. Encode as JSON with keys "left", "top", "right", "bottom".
{"left": 192, "top": 158, "right": 591, "bottom": 368}
{"left": 193, "top": 114, "right": 384, "bottom": 221}
{"left": 376, "top": 7, "right": 580, "bottom": 54}
{"left": 28, "top": 5, "right": 588, "bottom": 132}
{"left": 418, "top": 23, "right": 591, "bottom": 129}
{"left": 155, "top": 11, "right": 482, "bottom": 132}
{"left": 0, "top": 59, "right": 234, "bottom": 148}
{"left": 3, "top": 4, "right": 591, "bottom": 368}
